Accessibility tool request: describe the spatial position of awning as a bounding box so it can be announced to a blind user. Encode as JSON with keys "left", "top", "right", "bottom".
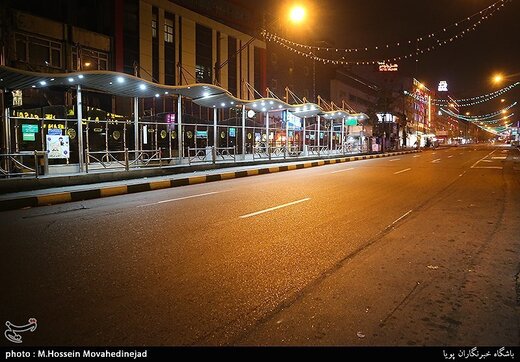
{"left": 0, "top": 65, "right": 367, "bottom": 120}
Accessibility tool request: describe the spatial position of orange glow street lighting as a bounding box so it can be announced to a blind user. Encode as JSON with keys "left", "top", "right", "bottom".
{"left": 493, "top": 74, "right": 504, "bottom": 84}
{"left": 289, "top": 5, "right": 306, "bottom": 23}
{"left": 492, "top": 72, "right": 520, "bottom": 85}
{"left": 215, "top": 4, "right": 306, "bottom": 85}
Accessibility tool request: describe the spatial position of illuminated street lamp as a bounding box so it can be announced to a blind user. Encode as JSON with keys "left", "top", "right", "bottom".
{"left": 493, "top": 74, "right": 504, "bottom": 84}
{"left": 214, "top": 4, "right": 306, "bottom": 85}
{"left": 289, "top": 5, "right": 306, "bottom": 23}
{"left": 492, "top": 72, "right": 520, "bottom": 85}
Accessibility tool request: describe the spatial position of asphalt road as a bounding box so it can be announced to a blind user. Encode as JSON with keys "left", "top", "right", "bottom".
{"left": 1, "top": 144, "right": 519, "bottom": 347}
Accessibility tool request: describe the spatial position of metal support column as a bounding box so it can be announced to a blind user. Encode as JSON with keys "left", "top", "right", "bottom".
{"left": 341, "top": 118, "right": 345, "bottom": 153}
{"left": 266, "top": 111, "right": 270, "bottom": 160}
{"left": 285, "top": 110, "right": 289, "bottom": 151}
{"left": 317, "top": 115, "right": 321, "bottom": 149}
{"left": 241, "top": 105, "right": 246, "bottom": 158}
{"left": 302, "top": 117, "right": 306, "bottom": 156}
{"left": 330, "top": 120, "right": 334, "bottom": 152}
{"left": 213, "top": 107, "right": 217, "bottom": 155}
{"left": 77, "top": 85, "right": 84, "bottom": 172}
{"left": 177, "top": 95, "right": 183, "bottom": 161}
{"left": 4, "top": 106, "right": 10, "bottom": 155}
{"left": 133, "top": 96, "right": 139, "bottom": 160}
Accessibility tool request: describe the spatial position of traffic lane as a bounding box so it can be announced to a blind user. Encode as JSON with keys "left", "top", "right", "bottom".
{"left": 1, "top": 146, "right": 479, "bottom": 255}
{"left": 370, "top": 147, "right": 493, "bottom": 169}
{"left": 0, "top": 148, "right": 461, "bottom": 222}
{"left": 1, "top": 148, "right": 484, "bottom": 344}
{"left": 0, "top": 176, "right": 429, "bottom": 345}
{"left": 0, "top": 145, "right": 487, "bottom": 222}
{"left": 238, "top": 150, "right": 517, "bottom": 345}
{"left": 0, "top": 150, "right": 492, "bottom": 345}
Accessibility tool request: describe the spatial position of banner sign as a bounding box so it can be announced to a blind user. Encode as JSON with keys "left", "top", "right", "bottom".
{"left": 46, "top": 135, "right": 70, "bottom": 159}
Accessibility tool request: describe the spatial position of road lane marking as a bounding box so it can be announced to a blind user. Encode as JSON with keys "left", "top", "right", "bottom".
{"left": 138, "top": 190, "right": 228, "bottom": 207}
{"left": 239, "top": 198, "right": 310, "bottom": 219}
{"left": 471, "top": 149, "right": 497, "bottom": 168}
{"left": 388, "top": 210, "right": 413, "bottom": 228}
{"left": 394, "top": 168, "right": 411, "bottom": 175}
{"left": 472, "top": 166, "right": 503, "bottom": 169}
{"left": 448, "top": 155, "right": 453, "bottom": 158}
{"left": 492, "top": 156, "right": 507, "bottom": 160}
{"left": 459, "top": 153, "right": 463, "bottom": 155}
{"left": 413, "top": 155, "right": 421, "bottom": 158}
{"left": 389, "top": 158, "right": 401, "bottom": 162}
{"left": 331, "top": 168, "right": 355, "bottom": 174}
{"left": 482, "top": 160, "right": 492, "bottom": 163}
{"left": 432, "top": 158, "right": 441, "bottom": 163}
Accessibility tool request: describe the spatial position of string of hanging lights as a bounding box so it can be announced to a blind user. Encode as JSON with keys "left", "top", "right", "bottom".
{"left": 441, "top": 108, "right": 515, "bottom": 124}
{"left": 261, "top": 0, "right": 509, "bottom": 65}
{"left": 433, "top": 82, "right": 519, "bottom": 106}
{"left": 442, "top": 102, "right": 517, "bottom": 121}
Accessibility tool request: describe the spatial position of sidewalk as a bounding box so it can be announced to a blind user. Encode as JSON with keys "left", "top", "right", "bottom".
{"left": 0, "top": 150, "right": 420, "bottom": 211}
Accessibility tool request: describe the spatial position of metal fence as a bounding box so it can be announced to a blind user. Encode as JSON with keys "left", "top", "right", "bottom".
{"left": 0, "top": 151, "right": 47, "bottom": 178}
{"left": 85, "top": 149, "right": 162, "bottom": 173}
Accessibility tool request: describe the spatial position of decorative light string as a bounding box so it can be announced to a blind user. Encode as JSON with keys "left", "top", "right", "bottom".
{"left": 440, "top": 108, "right": 515, "bottom": 124}
{"left": 433, "top": 82, "right": 519, "bottom": 106}
{"left": 261, "top": 0, "right": 509, "bottom": 65}
{"left": 446, "top": 102, "right": 517, "bottom": 121}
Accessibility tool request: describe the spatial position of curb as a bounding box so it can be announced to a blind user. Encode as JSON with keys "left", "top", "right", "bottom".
{"left": 0, "top": 150, "right": 420, "bottom": 211}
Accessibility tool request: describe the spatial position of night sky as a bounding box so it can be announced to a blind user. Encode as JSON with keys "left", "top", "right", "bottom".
{"left": 258, "top": 0, "right": 520, "bottom": 112}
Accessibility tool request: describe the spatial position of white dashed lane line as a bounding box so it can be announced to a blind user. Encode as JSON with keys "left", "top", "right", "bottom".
{"left": 394, "top": 168, "right": 412, "bottom": 175}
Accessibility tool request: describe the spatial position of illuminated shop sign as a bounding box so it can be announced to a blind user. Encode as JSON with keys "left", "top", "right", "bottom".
{"left": 378, "top": 62, "right": 398, "bottom": 72}
{"left": 438, "top": 81, "right": 448, "bottom": 92}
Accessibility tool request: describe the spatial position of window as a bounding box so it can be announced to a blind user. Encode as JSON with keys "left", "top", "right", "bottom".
{"left": 164, "top": 12, "right": 175, "bottom": 85}
{"left": 72, "top": 47, "right": 109, "bottom": 70}
{"left": 15, "top": 33, "right": 62, "bottom": 69}
{"left": 152, "top": 7, "right": 159, "bottom": 82}
{"left": 123, "top": 0, "right": 139, "bottom": 75}
{"left": 195, "top": 24, "right": 212, "bottom": 83}
{"left": 152, "top": 12, "right": 158, "bottom": 38}
{"left": 227, "top": 37, "right": 237, "bottom": 96}
{"left": 165, "top": 17, "right": 174, "bottom": 43}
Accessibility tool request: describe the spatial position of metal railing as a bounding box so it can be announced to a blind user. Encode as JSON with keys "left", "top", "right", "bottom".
{"left": 307, "top": 145, "right": 329, "bottom": 156}
{"left": 188, "top": 147, "right": 212, "bottom": 165}
{"left": 287, "top": 145, "right": 301, "bottom": 157}
{"left": 86, "top": 149, "right": 128, "bottom": 172}
{"left": 0, "top": 151, "right": 47, "bottom": 178}
{"left": 85, "top": 149, "right": 162, "bottom": 173}
{"left": 215, "top": 146, "right": 236, "bottom": 162}
{"left": 129, "top": 149, "right": 162, "bottom": 168}
{"left": 252, "top": 143, "right": 270, "bottom": 160}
